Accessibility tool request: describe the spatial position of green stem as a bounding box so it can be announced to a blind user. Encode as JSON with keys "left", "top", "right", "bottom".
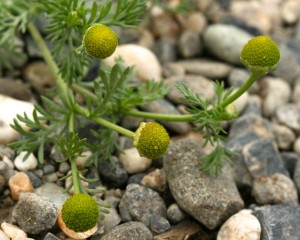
{"left": 126, "top": 110, "right": 193, "bottom": 122}
{"left": 74, "top": 104, "right": 135, "bottom": 138}
{"left": 220, "top": 73, "right": 261, "bottom": 108}
{"left": 27, "top": 22, "right": 73, "bottom": 106}
{"left": 68, "top": 111, "right": 81, "bottom": 194}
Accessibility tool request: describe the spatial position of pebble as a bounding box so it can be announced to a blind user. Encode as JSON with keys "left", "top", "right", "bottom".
{"left": 177, "top": 59, "right": 232, "bottom": 79}
{"left": 141, "top": 168, "right": 167, "bottom": 192}
{"left": 162, "top": 62, "right": 185, "bottom": 78}
{"left": 203, "top": 24, "right": 253, "bottom": 65}
{"left": 217, "top": 209, "right": 261, "bottom": 240}
{"left": 119, "top": 148, "right": 152, "bottom": 174}
{"left": 281, "top": 151, "right": 300, "bottom": 176}
{"left": 260, "top": 77, "right": 291, "bottom": 117}
{"left": 281, "top": 0, "right": 300, "bottom": 24}
{"left": 254, "top": 204, "right": 300, "bottom": 240}
{"left": 166, "top": 203, "right": 187, "bottom": 224}
{"left": 25, "top": 171, "right": 42, "bottom": 188}
{"left": 181, "top": 11, "right": 207, "bottom": 35}
{"left": 292, "top": 156, "right": 300, "bottom": 194}
{"left": 154, "top": 37, "right": 177, "bottom": 63}
{"left": 2, "top": 156, "right": 14, "bottom": 169}
{"left": 151, "top": 11, "right": 180, "bottom": 39}
{"left": 270, "top": 123, "right": 296, "bottom": 150}
{"left": 0, "top": 94, "right": 38, "bottom": 144}
{"left": 101, "top": 221, "right": 153, "bottom": 240}
{"left": 166, "top": 75, "right": 216, "bottom": 104}
{"left": 119, "top": 183, "right": 170, "bottom": 233}
{"left": 58, "top": 162, "right": 71, "bottom": 174}
{"left": 142, "top": 99, "right": 191, "bottom": 134}
{"left": 8, "top": 172, "right": 34, "bottom": 201}
{"left": 252, "top": 173, "right": 298, "bottom": 205}
{"left": 14, "top": 151, "right": 38, "bottom": 171}
{"left": 292, "top": 77, "right": 300, "bottom": 104}
{"left": 102, "top": 206, "right": 122, "bottom": 234}
{"left": 0, "top": 78, "right": 31, "bottom": 101}
{"left": 43, "top": 232, "right": 61, "bottom": 240}
{"left": 103, "top": 44, "right": 162, "bottom": 82}
{"left": 178, "top": 30, "right": 202, "bottom": 58}
{"left": 275, "top": 104, "right": 300, "bottom": 131}
{"left": 294, "top": 136, "right": 300, "bottom": 155}
{"left": 242, "top": 138, "right": 289, "bottom": 178}
{"left": 1, "top": 222, "right": 27, "bottom": 239}
{"left": 0, "top": 175, "right": 5, "bottom": 193}
{"left": 98, "top": 156, "right": 128, "bottom": 188}
{"left": 13, "top": 192, "right": 57, "bottom": 234}
{"left": 35, "top": 182, "right": 70, "bottom": 210}
{"left": 23, "top": 61, "right": 56, "bottom": 94}
{"left": 0, "top": 229, "right": 9, "bottom": 240}
{"left": 164, "top": 140, "right": 244, "bottom": 230}
{"left": 229, "top": 0, "right": 281, "bottom": 33}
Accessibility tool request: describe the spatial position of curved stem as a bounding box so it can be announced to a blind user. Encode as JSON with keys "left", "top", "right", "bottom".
{"left": 27, "top": 22, "right": 73, "bottom": 107}
{"left": 220, "top": 73, "right": 261, "bottom": 108}
{"left": 74, "top": 104, "right": 135, "bottom": 139}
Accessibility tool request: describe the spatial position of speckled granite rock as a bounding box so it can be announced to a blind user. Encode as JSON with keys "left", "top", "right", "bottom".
{"left": 163, "top": 140, "right": 244, "bottom": 229}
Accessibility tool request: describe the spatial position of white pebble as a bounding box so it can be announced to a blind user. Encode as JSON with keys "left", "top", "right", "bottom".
{"left": 1, "top": 222, "right": 27, "bottom": 239}
{"left": 2, "top": 156, "right": 15, "bottom": 169}
{"left": 0, "top": 94, "right": 37, "bottom": 144}
{"left": 0, "top": 229, "right": 9, "bottom": 240}
{"left": 14, "top": 151, "right": 38, "bottom": 171}
{"left": 103, "top": 44, "right": 162, "bottom": 82}
{"left": 119, "top": 148, "right": 152, "bottom": 174}
{"left": 217, "top": 209, "right": 261, "bottom": 240}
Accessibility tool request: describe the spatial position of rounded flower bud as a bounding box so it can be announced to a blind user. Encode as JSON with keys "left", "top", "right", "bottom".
{"left": 61, "top": 194, "right": 99, "bottom": 233}
{"left": 133, "top": 122, "right": 170, "bottom": 159}
{"left": 83, "top": 24, "right": 118, "bottom": 59}
{"left": 221, "top": 103, "right": 239, "bottom": 121}
{"left": 240, "top": 36, "right": 280, "bottom": 76}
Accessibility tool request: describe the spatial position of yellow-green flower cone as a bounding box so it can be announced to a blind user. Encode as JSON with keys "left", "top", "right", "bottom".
{"left": 61, "top": 194, "right": 99, "bottom": 232}
{"left": 240, "top": 36, "right": 280, "bottom": 76}
{"left": 83, "top": 24, "right": 118, "bottom": 59}
{"left": 133, "top": 122, "right": 170, "bottom": 159}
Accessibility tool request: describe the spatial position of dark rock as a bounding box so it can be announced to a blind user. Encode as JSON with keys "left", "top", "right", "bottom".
{"left": 25, "top": 171, "right": 42, "bottom": 188}
{"left": 0, "top": 78, "right": 31, "bottom": 101}
{"left": 127, "top": 173, "right": 146, "bottom": 185}
{"left": 13, "top": 192, "right": 57, "bottom": 235}
{"left": 242, "top": 138, "right": 289, "bottom": 178}
{"left": 119, "top": 183, "right": 170, "bottom": 233}
{"left": 254, "top": 204, "right": 300, "bottom": 240}
{"left": 280, "top": 151, "right": 299, "bottom": 177}
{"left": 154, "top": 37, "right": 177, "bottom": 63}
{"left": 43, "top": 164, "right": 56, "bottom": 175}
{"left": 43, "top": 232, "right": 61, "bottom": 240}
{"left": 163, "top": 140, "right": 244, "bottom": 229}
{"left": 98, "top": 157, "right": 128, "bottom": 188}
{"left": 293, "top": 156, "right": 300, "bottom": 194}
{"left": 178, "top": 30, "right": 202, "bottom": 58}
{"left": 100, "top": 221, "right": 153, "bottom": 240}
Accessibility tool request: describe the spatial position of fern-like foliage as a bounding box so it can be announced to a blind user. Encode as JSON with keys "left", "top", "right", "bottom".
{"left": 177, "top": 81, "right": 238, "bottom": 176}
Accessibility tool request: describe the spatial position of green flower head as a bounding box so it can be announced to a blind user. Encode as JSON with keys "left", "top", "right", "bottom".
{"left": 133, "top": 122, "right": 170, "bottom": 159}
{"left": 83, "top": 24, "right": 118, "bottom": 59}
{"left": 240, "top": 36, "right": 280, "bottom": 76}
{"left": 61, "top": 193, "right": 99, "bottom": 232}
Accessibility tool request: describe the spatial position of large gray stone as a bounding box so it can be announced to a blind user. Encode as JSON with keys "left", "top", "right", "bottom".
{"left": 163, "top": 140, "right": 244, "bottom": 229}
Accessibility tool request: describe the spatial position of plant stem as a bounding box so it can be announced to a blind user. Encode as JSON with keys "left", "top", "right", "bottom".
{"left": 220, "top": 73, "right": 261, "bottom": 108}
{"left": 74, "top": 104, "right": 135, "bottom": 138}
{"left": 27, "top": 22, "right": 73, "bottom": 107}
{"left": 68, "top": 111, "right": 81, "bottom": 194}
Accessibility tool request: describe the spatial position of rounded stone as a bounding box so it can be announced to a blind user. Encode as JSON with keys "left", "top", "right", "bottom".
{"left": 8, "top": 172, "right": 34, "bottom": 201}
{"left": 217, "top": 209, "right": 261, "bottom": 240}
{"left": 14, "top": 151, "right": 38, "bottom": 171}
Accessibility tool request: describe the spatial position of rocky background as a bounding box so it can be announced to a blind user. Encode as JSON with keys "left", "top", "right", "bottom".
{"left": 1, "top": 0, "right": 300, "bottom": 239}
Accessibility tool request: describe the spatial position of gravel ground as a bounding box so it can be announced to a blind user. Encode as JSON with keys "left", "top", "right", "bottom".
{"left": 1, "top": 0, "right": 300, "bottom": 239}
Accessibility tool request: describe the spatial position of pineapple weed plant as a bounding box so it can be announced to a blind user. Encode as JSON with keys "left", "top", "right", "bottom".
{"left": 0, "top": 0, "right": 280, "bottom": 235}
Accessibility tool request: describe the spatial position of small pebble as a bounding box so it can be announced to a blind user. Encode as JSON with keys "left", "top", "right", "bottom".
{"left": 217, "top": 209, "right": 261, "bottom": 240}
{"left": 14, "top": 151, "right": 38, "bottom": 171}
{"left": 103, "top": 44, "right": 162, "bottom": 82}
{"left": 1, "top": 222, "right": 27, "bottom": 239}
{"left": 43, "top": 164, "right": 56, "bottom": 174}
{"left": 167, "top": 203, "right": 186, "bottom": 224}
{"left": 58, "top": 162, "right": 71, "bottom": 174}
{"left": 252, "top": 173, "right": 298, "bottom": 205}
{"left": 8, "top": 172, "right": 34, "bottom": 201}
{"left": 141, "top": 168, "right": 167, "bottom": 192}
{"left": 271, "top": 123, "right": 296, "bottom": 150}
{"left": 119, "top": 148, "right": 152, "bottom": 174}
